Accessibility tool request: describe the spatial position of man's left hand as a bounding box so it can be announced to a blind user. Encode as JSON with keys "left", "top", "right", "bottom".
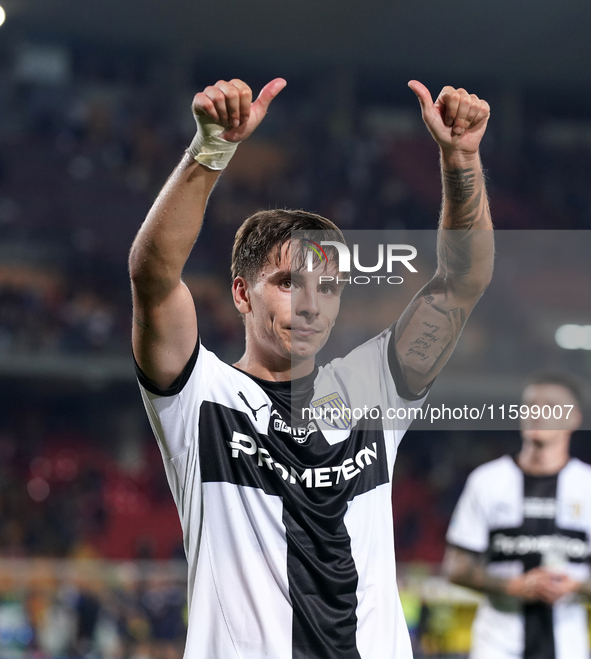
{"left": 408, "top": 80, "right": 490, "bottom": 157}
{"left": 535, "top": 570, "right": 580, "bottom": 604}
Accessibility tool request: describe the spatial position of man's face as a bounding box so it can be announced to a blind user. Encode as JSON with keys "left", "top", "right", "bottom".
{"left": 237, "top": 241, "right": 342, "bottom": 366}
{"left": 520, "top": 383, "right": 580, "bottom": 451}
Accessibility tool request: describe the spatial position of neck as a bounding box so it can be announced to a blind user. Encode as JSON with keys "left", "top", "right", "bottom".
{"left": 233, "top": 352, "right": 315, "bottom": 382}
{"left": 517, "top": 442, "right": 570, "bottom": 476}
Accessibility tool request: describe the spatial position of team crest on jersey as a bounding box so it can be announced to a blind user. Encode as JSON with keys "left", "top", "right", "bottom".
{"left": 310, "top": 392, "right": 351, "bottom": 430}
{"left": 569, "top": 502, "right": 582, "bottom": 519}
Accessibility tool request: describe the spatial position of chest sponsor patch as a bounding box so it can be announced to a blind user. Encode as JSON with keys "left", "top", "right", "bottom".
{"left": 271, "top": 409, "right": 317, "bottom": 444}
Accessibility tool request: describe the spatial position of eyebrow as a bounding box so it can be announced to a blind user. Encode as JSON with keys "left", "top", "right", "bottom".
{"left": 268, "top": 267, "right": 345, "bottom": 289}
{"left": 268, "top": 269, "right": 300, "bottom": 281}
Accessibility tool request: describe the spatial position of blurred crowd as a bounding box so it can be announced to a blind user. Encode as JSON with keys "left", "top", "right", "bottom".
{"left": 0, "top": 557, "right": 481, "bottom": 659}
{"left": 0, "top": 560, "right": 186, "bottom": 659}
{"left": 0, "top": 389, "right": 184, "bottom": 561}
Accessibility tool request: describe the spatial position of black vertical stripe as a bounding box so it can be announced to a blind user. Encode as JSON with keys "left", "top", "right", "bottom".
{"left": 523, "top": 604, "right": 554, "bottom": 659}
{"left": 522, "top": 473, "right": 558, "bottom": 659}
{"left": 283, "top": 506, "right": 361, "bottom": 659}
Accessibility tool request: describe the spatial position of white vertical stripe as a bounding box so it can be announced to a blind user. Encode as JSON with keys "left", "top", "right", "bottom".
{"left": 188, "top": 482, "right": 292, "bottom": 659}
{"left": 554, "top": 603, "right": 590, "bottom": 659}
{"left": 344, "top": 484, "right": 413, "bottom": 659}
{"left": 554, "top": 463, "right": 591, "bottom": 659}
{"left": 470, "top": 603, "right": 524, "bottom": 659}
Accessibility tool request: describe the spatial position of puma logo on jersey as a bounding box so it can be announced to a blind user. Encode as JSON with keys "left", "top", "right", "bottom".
{"left": 238, "top": 391, "right": 267, "bottom": 420}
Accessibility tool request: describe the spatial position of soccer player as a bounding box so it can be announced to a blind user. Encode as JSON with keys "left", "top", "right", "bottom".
{"left": 129, "top": 77, "right": 493, "bottom": 658}
{"left": 445, "top": 372, "right": 591, "bottom": 659}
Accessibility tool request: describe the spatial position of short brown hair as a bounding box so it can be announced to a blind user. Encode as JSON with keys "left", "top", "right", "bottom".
{"left": 231, "top": 209, "right": 345, "bottom": 282}
{"left": 524, "top": 370, "right": 585, "bottom": 409}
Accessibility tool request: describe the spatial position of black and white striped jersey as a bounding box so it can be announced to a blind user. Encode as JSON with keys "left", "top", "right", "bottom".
{"left": 447, "top": 455, "right": 591, "bottom": 659}
{"left": 136, "top": 325, "right": 428, "bottom": 659}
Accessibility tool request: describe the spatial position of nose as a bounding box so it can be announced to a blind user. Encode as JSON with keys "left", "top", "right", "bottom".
{"left": 294, "top": 284, "right": 319, "bottom": 318}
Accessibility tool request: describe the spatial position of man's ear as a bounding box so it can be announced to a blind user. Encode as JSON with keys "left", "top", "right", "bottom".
{"left": 567, "top": 405, "right": 583, "bottom": 433}
{"left": 232, "top": 276, "right": 251, "bottom": 314}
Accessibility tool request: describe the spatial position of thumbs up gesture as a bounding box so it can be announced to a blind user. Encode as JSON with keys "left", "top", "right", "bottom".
{"left": 408, "top": 81, "right": 490, "bottom": 156}
{"left": 192, "top": 78, "right": 287, "bottom": 144}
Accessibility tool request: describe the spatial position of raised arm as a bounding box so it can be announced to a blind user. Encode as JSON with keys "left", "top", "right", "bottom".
{"left": 129, "top": 78, "right": 286, "bottom": 389}
{"left": 394, "top": 82, "right": 494, "bottom": 395}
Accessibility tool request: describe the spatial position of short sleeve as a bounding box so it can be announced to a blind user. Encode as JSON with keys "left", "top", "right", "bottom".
{"left": 135, "top": 338, "right": 218, "bottom": 460}
{"left": 446, "top": 472, "right": 490, "bottom": 554}
{"left": 134, "top": 339, "right": 200, "bottom": 397}
{"left": 314, "top": 324, "right": 432, "bottom": 453}
{"left": 328, "top": 324, "right": 433, "bottom": 407}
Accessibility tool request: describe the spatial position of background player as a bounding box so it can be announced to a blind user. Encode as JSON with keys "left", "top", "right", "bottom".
{"left": 445, "top": 372, "right": 591, "bottom": 659}
{"left": 129, "top": 77, "right": 493, "bottom": 658}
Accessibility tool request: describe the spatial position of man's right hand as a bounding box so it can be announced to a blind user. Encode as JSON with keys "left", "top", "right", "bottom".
{"left": 192, "top": 78, "right": 287, "bottom": 143}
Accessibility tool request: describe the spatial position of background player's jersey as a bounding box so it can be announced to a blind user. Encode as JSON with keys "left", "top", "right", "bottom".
{"left": 447, "top": 454, "right": 591, "bottom": 659}
{"left": 137, "top": 326, "right": 428, "bottom": 659}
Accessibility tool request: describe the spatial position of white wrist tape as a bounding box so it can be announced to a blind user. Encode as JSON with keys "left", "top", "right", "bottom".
{"left": 187, "top": 113, "right": 238, "bottom": 170}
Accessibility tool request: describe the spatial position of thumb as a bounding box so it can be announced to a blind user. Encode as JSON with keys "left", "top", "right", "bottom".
{"left": 254, "top": 78, "right": 287, "bottom": 112}
{"left": 408, "top": 80, "right": 433, "bottom": 113}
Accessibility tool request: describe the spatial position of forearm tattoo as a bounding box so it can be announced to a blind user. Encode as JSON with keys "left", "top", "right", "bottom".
{"left": 443, "top": 167, "right": 476, "bottom": 203}
{"left": 394, "top": 163, "right": 492, "bottom": 390}
{"left": 438, "top": 166, "right": 489, "bottom": 278}
{"left": 445, "top": 548, "right": 507, "bottom": 595}
{"left": 442, "top": 166, "right": 486, "bottom": 232}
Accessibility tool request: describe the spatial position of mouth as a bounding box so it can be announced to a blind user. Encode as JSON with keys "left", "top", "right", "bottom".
{"left": 288, "top": 327, "right": 320, "bottom": 338}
